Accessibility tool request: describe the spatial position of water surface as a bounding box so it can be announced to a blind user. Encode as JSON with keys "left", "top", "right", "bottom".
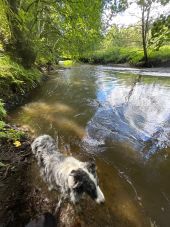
{"left": 10, "top": 65, "right": 170, "bottom": 226}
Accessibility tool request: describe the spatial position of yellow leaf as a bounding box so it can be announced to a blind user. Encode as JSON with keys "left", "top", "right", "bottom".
{"left": 13, "top": 141, "right": 21, "bottom": 147}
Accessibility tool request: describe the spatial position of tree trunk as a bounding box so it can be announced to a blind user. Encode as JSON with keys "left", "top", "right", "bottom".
{"left": 5, "top": 0, "right": 36, "bottom": 68}
{"left": 142, "top": 30, "right": 148, "bottom": 65}
{"left": 141, "top": 5, "right": 148, "bottom": 66}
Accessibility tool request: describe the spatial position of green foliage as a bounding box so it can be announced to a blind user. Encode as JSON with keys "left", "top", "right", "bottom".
{"left": 1, "top": 0, "right": 105, "bottom": 64}
{"left": 0, "top": 123, "right": 24, "bottom": 140}
{"left": 102, "top": 0, "right": 128, "bottom": 31}
{"left": 81, "top": 45, "right": 170, "bottom": 65}
{"left": 0, "top": 53, "right": 41, "bottom": 91}
{"left": 148, "top": 45, "right": 170, "bottom": 60}
{"left": 102, "top": 25, "right": 142, "bottom": 49}
{"left": 0, "top": 0, "right": 11, "bottom": 45}
{"left": 0, "top": 0, "right": 169, "bottom": 68}
{"left": 0, "top": 99, "right": 24, "bottom": 140}
{"left": 60, "top": 60, "right": 76, "bottom": 67}
{"left": 0, "top": 100, "right": 6, "bottom": 120}
{"left": 81, "top": 47, "right": 144, "bottom": 64}
{"left": 150, "top": 15, "right": 170, "bottom": 50}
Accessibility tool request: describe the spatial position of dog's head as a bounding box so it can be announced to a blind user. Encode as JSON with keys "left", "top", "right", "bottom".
{"left": 68, "top": 161, "right": 105, "bottom": 204}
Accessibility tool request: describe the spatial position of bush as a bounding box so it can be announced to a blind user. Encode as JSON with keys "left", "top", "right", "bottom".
{"left": 80, "top": 45, "right": 170, "bottom": 66}
{"left": 80, "top": 47, "right": 143, "bottom": 64}
{"left": 148, "top": 45, "right": 170, "bottom": 61}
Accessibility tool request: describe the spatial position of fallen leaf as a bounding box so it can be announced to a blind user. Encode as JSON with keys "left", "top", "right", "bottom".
{"left": 13, "top": 140, "right": 21, "bottom": 147}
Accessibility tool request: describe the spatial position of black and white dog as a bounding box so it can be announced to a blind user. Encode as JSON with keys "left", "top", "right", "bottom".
{"left": 31, "top": 135, "right": 105, "bottom": 204}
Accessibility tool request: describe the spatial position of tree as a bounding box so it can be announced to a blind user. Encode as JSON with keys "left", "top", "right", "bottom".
{"left": 137, "top": 0, "right": 169, "bottom": 65}
{"left": 102, "top": 24, "right": 142, "bottom": 49}
{"left": 102, "top": 0, "right": 128, "bottom": 30}
{"left": 150, "top": 15, "right": 170, "bottom": 50}
{"left": 2, "top": 0, "right": 37, "bottom": 68}
{"left": 137, "top": 0, "right": 154, "bottom": 65}
{"left": 0, "top": 0, "right": 104, "bottom": 65}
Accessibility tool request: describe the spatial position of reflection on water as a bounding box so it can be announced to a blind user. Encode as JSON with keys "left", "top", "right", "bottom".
{"left": 10, "top": 65, "right": 170, "bottom": 226}
{"left": 83, "top": 73, "right": 170, "bottom": 158}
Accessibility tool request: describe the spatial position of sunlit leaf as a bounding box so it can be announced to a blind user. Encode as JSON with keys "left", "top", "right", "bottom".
{"left": 13, "top": 140, "right": 21, "bottom": 147}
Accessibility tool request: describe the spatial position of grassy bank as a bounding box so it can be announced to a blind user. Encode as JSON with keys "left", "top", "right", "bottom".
{"left": 0, "top": 54, "right": 41, "bottom": 108}
{"left": 80, "top": 45, "right": 170, "bottom": 66}
{"left": 0, "top": 53, "right": 42, "bottom": 140}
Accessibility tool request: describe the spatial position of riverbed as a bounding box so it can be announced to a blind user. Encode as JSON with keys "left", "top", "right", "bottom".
{"left": 9, "top": 65, "right": 170, "bottom": 226}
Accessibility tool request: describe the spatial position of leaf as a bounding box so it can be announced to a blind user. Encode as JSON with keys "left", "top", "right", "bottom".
{"left": 13, "top": 140, "right": 21, "bottom": 147}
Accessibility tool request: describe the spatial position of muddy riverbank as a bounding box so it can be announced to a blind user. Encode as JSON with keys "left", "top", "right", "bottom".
{"left": 0, "top": 125, "right": 80, "bottom": 227}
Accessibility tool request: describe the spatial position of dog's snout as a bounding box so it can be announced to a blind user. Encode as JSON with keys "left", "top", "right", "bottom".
{"left": 96, "top": 197, "right": 105, "bottom": 204}
{"left": 96, "top": 186, "right": 105, "bottom": 204}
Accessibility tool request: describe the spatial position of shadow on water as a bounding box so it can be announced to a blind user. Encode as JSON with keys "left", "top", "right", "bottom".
{"left": 9, "top": 65, "right": 170, "bottom": 226}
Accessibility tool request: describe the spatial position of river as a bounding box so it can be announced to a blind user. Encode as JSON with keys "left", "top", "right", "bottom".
{"left": 10, "top": 65, "right": 170, "bottom": 227}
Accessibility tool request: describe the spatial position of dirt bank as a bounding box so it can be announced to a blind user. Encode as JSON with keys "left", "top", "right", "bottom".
{"left": 0, "top": 126, "right": 103, "bottom": 227}
{"left": 0, "top": 125, "right": 80, "bottom": 227}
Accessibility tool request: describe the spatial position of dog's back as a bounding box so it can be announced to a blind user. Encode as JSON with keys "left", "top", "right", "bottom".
{"left": 31, "top": 135, "right": 64, "bottom": 167}
{"left": 31, "top": 135, "right": 57, "bottom": 155}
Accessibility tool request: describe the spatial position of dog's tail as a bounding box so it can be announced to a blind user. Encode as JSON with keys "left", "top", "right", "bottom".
{"left": 31, "top": 135, "right": 57, "bottom": 156}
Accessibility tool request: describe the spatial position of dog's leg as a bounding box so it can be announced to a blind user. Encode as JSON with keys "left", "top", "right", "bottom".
{"left": 55, "top": 195, "right": 66, "bottom": 213}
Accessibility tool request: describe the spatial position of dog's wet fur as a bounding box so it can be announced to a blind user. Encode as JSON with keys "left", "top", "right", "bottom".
{"left": 31, "top": 135, "right": 105, "bottom": 204}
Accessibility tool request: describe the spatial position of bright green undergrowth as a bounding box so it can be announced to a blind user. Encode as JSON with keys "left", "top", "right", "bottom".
{"left": 0, "top": 122, "right": 24, "bottom": 141}
{"left": 59, "top": 60, "right": 76, "bottom": 67}
{"left": 0, "top": 100, "right": 20, "bottom": 140}
{"left": 0, "top": 54, "right": 41, "bottom": 90}
{"left": 149, "top": 45, "right": 170, "bottom": 61}
{"left": 82, "top": 45, "right": 170, "bottom": 65}
{"left": 0, "top": 54, "right": 41, "bottom": 140}
{"left": 0, "top": 100, "right": 6, "bottom": 119}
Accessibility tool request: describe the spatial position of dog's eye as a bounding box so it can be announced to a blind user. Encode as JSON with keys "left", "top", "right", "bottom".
{"left": 73, "top": 182, "right": 83, "bottom": 194}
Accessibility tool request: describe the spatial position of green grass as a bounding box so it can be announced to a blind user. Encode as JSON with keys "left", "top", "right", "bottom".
{"left": 80, "top": 47, "right": 143, "bottom": 64}
{"left": 148, "top": 45, "right": 170, "bottom": 61}
{"left": 81, "top": 45, "right": 170, "bottom": 65}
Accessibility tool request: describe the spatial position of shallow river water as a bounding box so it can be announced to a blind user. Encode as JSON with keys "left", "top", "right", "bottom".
{"left": 10, "top": 65, "right": 170, "bottom": 227}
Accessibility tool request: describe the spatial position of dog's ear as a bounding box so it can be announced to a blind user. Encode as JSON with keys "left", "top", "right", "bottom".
{"left": 69, "top": 170, "right": 83, "bottom": 190}
{"left": 69, "top": 170, "right": 77, "bottom": 178}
